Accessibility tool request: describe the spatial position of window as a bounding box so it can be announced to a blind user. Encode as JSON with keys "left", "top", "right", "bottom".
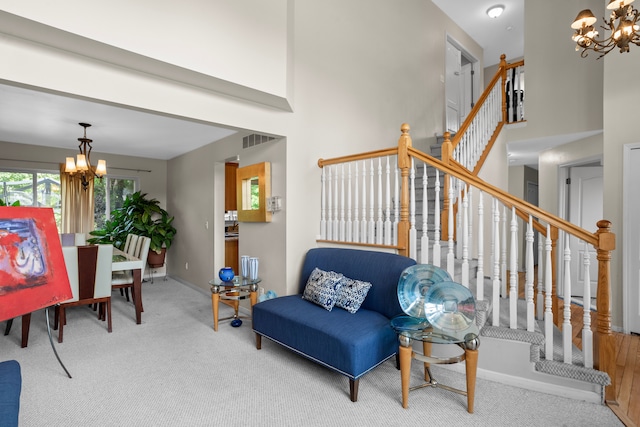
{"left": 0, "top": 169, "right": 62, "bottom": 225}
{"left": 94, "top": 176, "right": 138, "bottom": 229}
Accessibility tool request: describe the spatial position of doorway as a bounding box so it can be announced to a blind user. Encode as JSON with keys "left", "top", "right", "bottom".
{"left": 445, "top": 37, "right": 478, "bottom": 133}
{"left": 624, "top": 145, "right": 640, "bottom": 334}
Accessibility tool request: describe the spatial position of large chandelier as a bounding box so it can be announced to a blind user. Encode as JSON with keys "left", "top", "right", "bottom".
{"left": 571, "top": 0, "right": 640, "bottom": 59}
{"left": 64, "top": 123, "right": 107, "bottom": 190}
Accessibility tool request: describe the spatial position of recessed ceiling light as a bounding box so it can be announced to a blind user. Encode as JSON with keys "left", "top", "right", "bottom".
{"left": 487, "top": 5, "right": 505, "bottom": 19}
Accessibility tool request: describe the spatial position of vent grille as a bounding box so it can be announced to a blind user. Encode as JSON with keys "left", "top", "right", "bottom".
{"left": 243, "top": 133, "right": 275, "bottom": 149}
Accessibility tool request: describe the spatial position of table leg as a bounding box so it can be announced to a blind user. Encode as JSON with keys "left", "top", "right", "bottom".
{"left": 132, "top": 268, "right": 142, "bottom": 324}
{"left": 399, "top": 344, "right": 412, "bottom": 409}
{"left": 465, "top": 347, "right": 478, "bottom": 414}
{"left": 211, "top": 292, "right": 220, "bottom": 332}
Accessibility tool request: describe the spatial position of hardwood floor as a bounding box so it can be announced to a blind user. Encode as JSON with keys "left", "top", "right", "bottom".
{"left": 570, "top": 303, "right": 640, "bottom": 427}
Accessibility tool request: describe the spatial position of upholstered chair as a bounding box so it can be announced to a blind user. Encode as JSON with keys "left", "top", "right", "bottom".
{"left": 112, "top": 235, "right": 150, "bottom": 306}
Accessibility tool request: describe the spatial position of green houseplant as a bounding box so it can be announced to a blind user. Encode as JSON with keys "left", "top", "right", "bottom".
{"left": 88, "top": 191, "right": 176, "bottom": 267}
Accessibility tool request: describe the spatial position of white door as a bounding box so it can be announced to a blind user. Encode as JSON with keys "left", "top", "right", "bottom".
{"left": 445, "top": 41, "right": 461, "bottom": 133}
{"left": 626, "top": 147, "right": 640, "bottom": 333}
{"left": 568, "top": 166, "right": 603, "bottom": 299}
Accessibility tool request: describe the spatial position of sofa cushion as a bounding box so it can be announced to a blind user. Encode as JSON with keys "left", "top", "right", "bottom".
{"left": 298, "top": 248, "right": 417, "bottom": 319}
{"left": 253, "top": 295, "right": 398, "bottom": 378}
{"left": 335, "top": 276, "right": 372, "bottom": 314}
{"left": 302, "top": 268, "right": 344, "bottom": 311}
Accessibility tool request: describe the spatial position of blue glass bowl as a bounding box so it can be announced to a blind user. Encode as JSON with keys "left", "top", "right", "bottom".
{"left": 219, "top": 267, "right": 235, "bottom": 282}
{"left": 397, "top": 264, "right": 452, "bottom": 318}
{"left": 423, "top": 280, "right": 476, "bottom": 331}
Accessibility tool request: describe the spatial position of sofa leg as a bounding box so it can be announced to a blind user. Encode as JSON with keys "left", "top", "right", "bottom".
{"left": 349, "top": 378, "right": 359, "bottom": 402}
{"left": 255, "top": 333, "right": 262, "bottom": 350}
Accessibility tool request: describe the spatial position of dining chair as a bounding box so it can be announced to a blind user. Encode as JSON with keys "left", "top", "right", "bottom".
{"left": 54, "top": 244, "right": 114, "bottom": 343}
{"left": 112, "top": 235, "right": 150, "bottom": 308}
{"left": 3, "top": 314, "right": 31, "bottom": 348}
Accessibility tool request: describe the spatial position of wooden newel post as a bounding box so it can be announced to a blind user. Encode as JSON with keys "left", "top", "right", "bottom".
{"left": 594, "top": 219, "right": 617, "bottom": 404}
{"left": 397, "top": 123, "right": 412, "bottom": 258}
{"left": 441, "top": 131, "right": 452, "bottom": 239}
{"left": 500, "top": 54, "right": 507, "bottom": 123}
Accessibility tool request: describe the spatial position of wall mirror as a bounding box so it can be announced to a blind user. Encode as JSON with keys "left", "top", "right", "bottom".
{"left": 236, "top": 161, "right": 271, "bottom": 222}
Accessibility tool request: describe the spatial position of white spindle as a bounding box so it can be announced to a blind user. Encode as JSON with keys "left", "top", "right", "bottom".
{"left": 582, "top": 241, "right": 593, "bottom": 369}
{"left": 368, "top": 159, "right": 375, "bottom": 244}
{"left": 447, "top": 176, "right": 455, "bottom": 277}
{"left": 393, "top": 164, "right": 399, "bottom": 245}
{"left": 333, "top": 165, "right": 339, "bottom": 240}
{"left": 376, "top": 158, "right": 383, "bottom": 245}
{"left": 421, "top": 162, "right": 429, "bottom": 264}
{"left": 320, "top": 166, "right": 327, "bottom": 239}
{"left": 346, "top": 163, "right": 352, "bottom": 242}
{"left": 433, "top": 169, "right": 441, "bottom": 267}
{"left": 456, "top": 180, "right": 462, "bottom": 260}
{"left": 544, "top": 225, "right": 553, "bottom": 360}
{"left": 563, "top": 234, "right": 573, "bottom": 364}
{"left": 501, "top": 206, "right": 508, "bottom": 298}
{"left": 468, "top": 187, "right": 473, "bottom": 263}
{"left": 409, "top": 159, "right": 417, "bottom": 260}
{"left": 361, "top": 161, "right": 367, "bottom": 243}
{"left": 476, "top": 191, "right": 484, "bottom": 301}
{"left": 339, "top": 164, "right": 345, "bottom": 241}
{"left": 509, "top": 207, "right": 518, "bottom": 329}
{"left": 327, "top": 166, "right": 333, "bottom": 240}
{"left": 492, "top": 198, "right": 501, "bottom": 327}
{"left": 537, "top": 230, "right": 544, "bottom": 320}
{"left": 526, "top": 216, "right": 535, "bottom": 332}
{"left": 461, "top": 185, "right": 469, "bottom": 287}
{"left": 384, "top": 157, "right": 391, "bottom": 245}
{"left": 353, "top": 162, "right": 360, "bottom": 243}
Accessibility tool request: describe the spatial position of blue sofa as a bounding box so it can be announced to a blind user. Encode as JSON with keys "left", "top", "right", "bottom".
{"left": 0, "top": 360, "right": 21, "bottom": 427}
{"left": 252, "top": 248, "right": 416, "bottom": 401}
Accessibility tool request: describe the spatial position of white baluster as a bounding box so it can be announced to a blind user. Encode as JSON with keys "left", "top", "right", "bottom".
{"left": 361, "top": 161, "right": 367, "bottom": 243}
{"left": 492, "top": 198, "right": 501, "bottom": 327}
{"left": 333, "top": 165, "right": 339, "bottom": 240}
{"left": 393, "top": 164, "right": 399, "bottom": 246}
{"left": 320, "top": 166, "right": 326, "bottom": 239}
{"left": 526, "top": 215, "right": 535, "bottom": 332}
{"left": 368, "top": 159, "right": 375, "bottom": 244}
{"left": 468, "top": 187, "right": 473, "bottom": 263}
{"left": 376, "top": 158, "right": 383, "bottom": 245}
{"left": 327, "top": 166, "right": 333, "bottom": 240}
{"left": 563, "top": 234, "right": 573, "bottom": 364}
{"left": 582, "top": 241, "right": 593, "bottom": 369}
{"left": 456, "top": 180, "right": 462, "bottom": 259}
{"left": 476, "top": 191, "right": 484, "bottom": 301}
{"left": 501, "top": 205, "right": 508, "bottom": 298}
{"left": 537, "top": 230, "right": 544, "bottom": 320}
{"left": 384, "top": 156, "right": 392, "bottom": 245}
{"left": 447, "top": 176, "right": 455, "bottom": 277}
{"left": 409, "top": 158, "right": 417, "bottom": 261}
{"left": 461, "top": 185, "right": 469, "bottom": 287}
{"left": 339, "top": 164, "right": 346, "bottom": 241}
{"left": 509, "top": 207, "right": 518, "bottom": 329}
{"left": 433, "top": 169, "right": 441, "bottom": 267}
{"left": 545, "top": 225, "right": 553, "bottom": 360}
{"left": 353, "top": 162, "right": 360, "bottom": 243}
{"left": 346, "top": 163, "right": 352, "bottom": 242}
{"left": 421, "top": 162, "right": 429, "bottom": 264}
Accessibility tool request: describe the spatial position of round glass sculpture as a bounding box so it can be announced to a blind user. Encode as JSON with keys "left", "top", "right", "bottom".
{"left": 218, "top": 267, "right": 235, "bottom": 282}
{"left": 397, "top": 264, "right": 452, "bottom": 318}
{"left": 423, "top": 280, "right": 476, "bottom": 331}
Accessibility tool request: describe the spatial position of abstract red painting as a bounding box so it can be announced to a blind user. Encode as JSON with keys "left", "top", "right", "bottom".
{"left": 0, "top": 207, "right": 72, "bottom": 322}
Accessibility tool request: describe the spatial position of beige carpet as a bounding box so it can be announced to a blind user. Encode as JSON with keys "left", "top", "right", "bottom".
{"left": 0, "top": 277, "right": 623, "bottom": 426}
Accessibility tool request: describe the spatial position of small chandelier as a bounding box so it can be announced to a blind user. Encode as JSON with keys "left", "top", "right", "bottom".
{"left": 571, "top": 0, "right": 640, "bottom": 59}
{"left": 64, "top": 123, "right": 107, "bottom": 190}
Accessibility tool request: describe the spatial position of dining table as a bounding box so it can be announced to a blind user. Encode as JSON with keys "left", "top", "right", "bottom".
{"left": 112, "top": 247, "right": 144, "bottom": 324}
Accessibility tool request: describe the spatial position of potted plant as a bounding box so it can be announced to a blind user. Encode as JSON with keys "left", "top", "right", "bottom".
{"left": 88, "top": 191, "right": 176, "bottom": 267}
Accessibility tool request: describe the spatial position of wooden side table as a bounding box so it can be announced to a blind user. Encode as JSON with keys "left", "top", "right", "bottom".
{"left": 391, "top": 315, "right": 480, "bottom": 413}
{"left": 210, "top": 277, "right": 260, "bottom": 331}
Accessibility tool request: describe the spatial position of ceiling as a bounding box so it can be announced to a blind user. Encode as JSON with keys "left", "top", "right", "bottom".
{"left": 0, "top": 2, "right": 536, "bottom": 166}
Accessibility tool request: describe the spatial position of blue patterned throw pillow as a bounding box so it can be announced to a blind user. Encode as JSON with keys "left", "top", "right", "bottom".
{"left": 302, "top": 268, "right": 344, "bottom": 311}
{"left": 335, "top": 276, "right": 372, "bottom": 314}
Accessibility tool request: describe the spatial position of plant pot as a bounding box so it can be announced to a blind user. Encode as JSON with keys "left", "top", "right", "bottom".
{"left": 147, "top": 248, "right": 166, "bottom": 268}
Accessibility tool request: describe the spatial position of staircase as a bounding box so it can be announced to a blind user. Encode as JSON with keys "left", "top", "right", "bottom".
{"left": 315, "top": 55, "right": 617, "bottom": 405}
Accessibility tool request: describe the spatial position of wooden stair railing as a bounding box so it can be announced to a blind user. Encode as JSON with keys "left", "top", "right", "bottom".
{"left": 316, "top": 123, "right": 616, "bottom": 404}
